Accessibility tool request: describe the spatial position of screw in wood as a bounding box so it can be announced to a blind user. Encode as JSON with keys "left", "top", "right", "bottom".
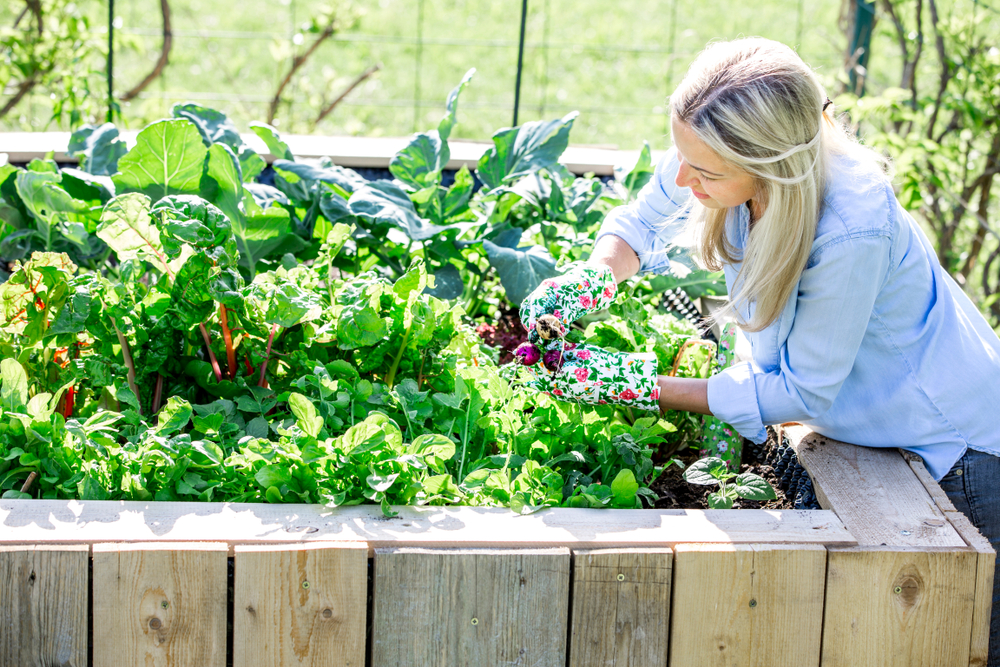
{"left": 749, "top": 599, "right": 757, "bottom": 608}
{"left": 149, "top": 617, "right": 162, "bottom": 630}
{"left": 160, "top": 601, "right": 168, "bottom": 609}
{"left": 471, "top": 618, "right": 479, "bottom": 625}
{"left": 302, "top": 581, "right": 310, "bottom": 589}
{"left": 893, "top": 586, "right": 902, "bottom": 594}
{"left": 616, "top": 573, "right": 625, "bottom": 581}
{"left": 900, "top": 530, "right": 912, "bottom": 536}
{"left": 322, "top": 609, "right": 333, "bottom": 619}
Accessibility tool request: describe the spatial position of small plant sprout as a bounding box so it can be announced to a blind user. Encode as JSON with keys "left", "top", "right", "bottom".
{"left": 682, "top": 456, "right": 777, "bottom": 509}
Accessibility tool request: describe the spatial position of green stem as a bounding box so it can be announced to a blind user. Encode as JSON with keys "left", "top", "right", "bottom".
{"left": 257, "top": 323, "right": 280, "bottom": 388}
{"left": 113, "top": 322, "right": 142, "bottom": 413}
{"left": 384, "top": 324, "right": 412, "bottom": 390}
{"left": 368, "top": 246, "right": 404, "bottom": 277}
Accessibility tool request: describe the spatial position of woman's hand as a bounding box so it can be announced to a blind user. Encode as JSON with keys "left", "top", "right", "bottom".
{"left": 519, "top": 263, "right": 619, "bottom": 344}
{"left": 522, "top": 340, "right": 660, "bottom": 412}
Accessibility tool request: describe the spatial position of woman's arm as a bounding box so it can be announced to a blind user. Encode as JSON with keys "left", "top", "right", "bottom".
{"left": 657, "top": 376, "right": 710, "bottom": 414}
{"left": 589, "top": 233, "right": 640, "bottom": 283}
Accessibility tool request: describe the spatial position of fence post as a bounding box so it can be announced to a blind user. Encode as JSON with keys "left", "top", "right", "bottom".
{"left": 513, "top": 0, "right": 529, "bottom": 126}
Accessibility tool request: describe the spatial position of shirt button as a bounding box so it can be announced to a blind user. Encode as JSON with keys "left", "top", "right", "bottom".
{"left": 955, "top": 469, "right": 964, "bottom": 476}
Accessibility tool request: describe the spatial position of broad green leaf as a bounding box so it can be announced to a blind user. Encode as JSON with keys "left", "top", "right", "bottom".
{"left": 646, "top": 270, "right": 728, "bottom": 299}
{"left": 156, "top": 396, "right": 193, "bottom": 436}
{"left": 204, "top": 143, "right": 244, "bottom": 226}
{"left": 60, "top": 168, "right": 114, "bottom": 206}
{"left": 15, "top": 171, "right": 88, "bottom": 234}
{"left": 0, "top": 359, "right": 28, "bottom": 412}
{"left": 256, "top": 464, "right": 292, "bottom": 488}
{"left": 349, "top": 181, "right": 451, "bottom": 242}
{"left": 613, "top": 140, "right": 654, "bottom": 202}
{"left": 67, "top": 123, "right": 128, "bottom": 176}
{"left": 604, "top": 473, "right": 636, "bottom": 506}
{"left": 707, "top": 493, "right": 734, "bottom": 509}
{"left": 476, "top": 112, "right": 578, "bottom": 192}
{"left": 425, "top": 264, "right": 464, "bottom": 300}
{"left": 98, "top": 193, "right": 172, "bottom": 275}
{"left": 249, "top": 122, "right": 294, "bottom": 161}
{"left": 682, "top": 457, "right": 728, "bottom": 486}
{"left": 734, "top": 473, "right": 777, "bottom": 501}
{"left": 440, "top": 165, "right": 474, "bottom": 220}
{"left": 288, "top": 392, "right": 323, "bottom": 438}
{"left": 78, "top": 474, "right": 110, "bottom": 500}
{"left": 113, "top": 119, "right": 208, "bottom": 201}
{"left": 408, "top": 434, "right": 456, "bottom": 460}
{"left": 272, "top": 160, "right": 367, "bottom": 204}
{"left": 389, "top": 132, "right": 446, "bottom": 191}
{"left": 238, "top": 190, "right": 298, "bottom": 275}
{"left": 481, "top": 240, "right": 559, "bottom": 306}
{"left": 172, "top": 103, "right": 243, "bottom": 151}
{"left": 367, "top": 472, "right": 399, "bottom": 493}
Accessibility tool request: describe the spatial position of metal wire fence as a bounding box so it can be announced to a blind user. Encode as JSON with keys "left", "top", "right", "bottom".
{"left": 4, "top": 0, "right": 855, "bottom": 148}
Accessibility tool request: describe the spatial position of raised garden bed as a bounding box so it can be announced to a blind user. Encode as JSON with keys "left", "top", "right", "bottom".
{"left": 0, "top": 425, "right": 992, "bottom": 667}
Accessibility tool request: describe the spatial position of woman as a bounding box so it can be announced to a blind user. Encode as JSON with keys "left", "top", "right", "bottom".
{"left": 520, "top": 37, "right": 1000, "bottom": 664}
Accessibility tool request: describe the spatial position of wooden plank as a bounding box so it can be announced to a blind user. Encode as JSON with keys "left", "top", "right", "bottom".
{"left": 371, "top": 547, "right": 570, "bottom": 666}
{"left": 233, "top": 543, "right": 368, "bottom": 667}
{"left": 92, "top": 542, "right": 228, "bottom": 667}
{"left": 0, "top": 130, "right": 661, "bottom": 175}
{"left": 783, "top": 424, "right": 964, "bottom": 547}
{"left": 669, "top": 543, "right": 826, "bottom": 667}
{"left": 569, "top": 548, "right": 673, "bottom": 667}
{"left": 821, "top": 546, "right": 978, "bottom": 667}
{"left": 0, "top": 545, "right": 88, "bottom": 667}
{"left": 902, "top": 453, "right": 997, "bottom": 666}
{"left": 0, "top": 500, "right": 857, "bottom": 552}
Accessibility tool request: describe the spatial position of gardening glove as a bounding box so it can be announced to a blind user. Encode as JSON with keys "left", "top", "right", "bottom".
{"left": 519, "top": 263, "right": 618, "bottom": 344}
{"left": 521, "top": 340, "right": 660, "bottom": 412}
{"left": 701, "top": 323, "right": 743, "bottom": 468}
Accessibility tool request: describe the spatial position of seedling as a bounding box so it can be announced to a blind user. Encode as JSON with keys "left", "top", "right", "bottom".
{"left": 682, "top": 456, "right": 777, "bottom": 509}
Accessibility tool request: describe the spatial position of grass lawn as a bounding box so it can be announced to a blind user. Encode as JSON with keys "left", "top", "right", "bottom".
{"left": 3, "top": 0, "right": 894, "bottom": 149}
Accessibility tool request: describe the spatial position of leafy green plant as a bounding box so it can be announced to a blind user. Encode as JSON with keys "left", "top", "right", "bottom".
{"left": 682, "top": 456, "right": 776, "bottom": 509}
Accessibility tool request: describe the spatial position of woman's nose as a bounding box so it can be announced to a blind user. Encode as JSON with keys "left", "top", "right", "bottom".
{"left": 675, "top": 161, "right": 695, "bottom": 189}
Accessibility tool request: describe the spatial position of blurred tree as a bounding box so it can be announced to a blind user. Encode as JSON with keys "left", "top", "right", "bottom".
{"left": 841, "top": 0, "right": 1000, "bottom": 326}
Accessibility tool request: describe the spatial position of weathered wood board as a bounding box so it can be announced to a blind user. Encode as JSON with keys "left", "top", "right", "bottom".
{"left": 569, "top": 548, "right": 673, "bottom": 667}
{"left": 233, "top": 543, "right": 368, "bottom": 667}
{"left": 783, "top": 425, "right": 963, "bottom": 547}
{"left": 822, "top": 546, "right": 978, "bottom": 667}
{"left": 669, "top": 543, "right": 826, "bottom": 667}
{"left": 904, "top": 455, "right": 997, "bottom": 667}
{"left": 0, "top": 500, "right": 856, "bottom": 553}
{"left": 371, "top": 547, "right": 570, "bottom": 666}
{"left": 0, "top": 545, "right": 88, "bottom": 667}
{"left": 92, "top": 542, "right": 228, "bottom": 667}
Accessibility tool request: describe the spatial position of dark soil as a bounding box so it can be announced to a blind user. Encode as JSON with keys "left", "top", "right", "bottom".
{"left": 475, "top": 305, "right": 529, "bottom": 365}
{"left": 651, "top": 427, "right": 820, "bottom": 510}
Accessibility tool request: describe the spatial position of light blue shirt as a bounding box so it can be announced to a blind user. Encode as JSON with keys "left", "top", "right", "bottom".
{"left": 597, "top": 147, "right": 1000, "bottom": 479}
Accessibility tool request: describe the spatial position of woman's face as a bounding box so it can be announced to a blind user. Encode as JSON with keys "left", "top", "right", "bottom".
{"left": 671, "top": 117, "right": 759, "bottom": 214}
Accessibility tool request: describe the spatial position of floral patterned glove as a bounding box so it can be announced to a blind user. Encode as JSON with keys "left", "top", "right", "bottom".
{"left": 701, "top": 323, "right": 743, "bottom": 468}
{"left": 523, "top": 341, "right": 660, "bottom": 412}
{"left": 519, "top": 263, "right": 618, "bottom": 344}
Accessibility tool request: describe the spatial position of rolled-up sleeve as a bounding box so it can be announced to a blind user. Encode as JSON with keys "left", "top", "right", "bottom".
{"left": 707, "top": 233, "right": 892, "bottom": 441}
{"left": 596, "top": 147, "right": 691, "bottom": 275}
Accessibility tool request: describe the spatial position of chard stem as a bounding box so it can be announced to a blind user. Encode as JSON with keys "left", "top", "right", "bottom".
{"left": 384, "top": 324, "right": 412, "bottom": 390}
{"left": 258, "top": 323, "right": 280, "bottom": 388}
{"left": 112, "top": 322, "right": 142, "bottom": 413}
{"left": 199, "top": 323, "right": 223, "bottom": 383}
{"left": 219, "top": 304, "right": 236, "bottom": 380}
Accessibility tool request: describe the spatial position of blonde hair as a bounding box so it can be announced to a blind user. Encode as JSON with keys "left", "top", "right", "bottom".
{"left": 670, "top": 38, "right": 890, "bottom": 331}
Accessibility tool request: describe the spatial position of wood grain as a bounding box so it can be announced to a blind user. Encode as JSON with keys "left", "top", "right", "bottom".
{"left": 233, "top": 543, "right": 368, "bottom": 667}
{"left": 903, "top": 455, "right": 997, "bottom": 667}
{"left": 569, "top": 548, "right": 673, "bottom": 667}
{"left": 92, "top": 542, "right": 228, "bottom": 667}
{"left": 821, "top": 546, "right": 978, "bottom": 667}
{"left": 783, "top": 425, "right": 964, "bottom": 547}
{"left": 669, "top": 543, "right": 826, "bottom": 667}
{"left": 0, "top": 545, "right": 88, "bottom": 667}
{"left": 371, "top": 547, "right": 570, "bottom": 667}
{"left": 0, "top": 499, "right": 856, "bottom": 551}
